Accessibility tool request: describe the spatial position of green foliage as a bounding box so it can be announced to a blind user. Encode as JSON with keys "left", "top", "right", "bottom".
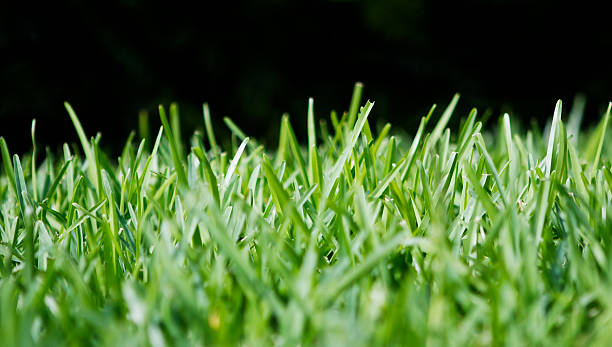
{"left": 1, "top": 85, "right": 612, "bottom": 346}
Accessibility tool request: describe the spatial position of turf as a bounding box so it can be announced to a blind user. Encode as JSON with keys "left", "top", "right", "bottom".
{"left": 1, "top": 84, "right": 612, "bottom": 346}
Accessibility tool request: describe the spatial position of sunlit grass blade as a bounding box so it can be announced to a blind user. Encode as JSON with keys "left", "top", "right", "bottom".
{"left": 426, "top": 93, "right": 459, "bottom": 153}
{"left": 545, "top": 100, "right": 562, "bottom": 177}
{"left": 224, "top": 116, "right": 248, "bottom": 141}
{"left": 0, "top": 137, "right": 17, "bottom": 197}
{"left": 43, "top": 158, "right": 72, "bottom": 202}
{"left": 401, "top": 104, "right": 435, "bottom": 181}
{"left": 169, "top": 102, "right": 185, "bottom": 160}
{"left": 159, "top": 104, "right": 188, "bottom": 186}
{"left": 65, "top": 102, "right": 97, "bottom": 182}
{"left": 591, "top": 102, "right": 611, "bottom": 175}
{"left": 222, "top": 137, "right": 249, "bottom": 191}
{"left": 346, "top": 82, "right": 364, "bottom": 129}
{"left": 193, "top": 147, "right": 220, "bottom": 207}
{"left": 567, "top": 93, "right": 586, "bottom": 143}
{"left": 283, "top": 116, "right": 310, "bottom": 187}
{"left": 324, "top": 100, "right": 374, "bottom": 199}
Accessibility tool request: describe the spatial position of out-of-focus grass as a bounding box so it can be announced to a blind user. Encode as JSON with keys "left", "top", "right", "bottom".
{"left": 1, "top": 84, "right": 612, "bottom": 346}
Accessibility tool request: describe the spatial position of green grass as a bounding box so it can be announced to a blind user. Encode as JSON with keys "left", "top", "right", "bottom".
{"left": 1, "top": 84, "right": 612, "bottom": 346}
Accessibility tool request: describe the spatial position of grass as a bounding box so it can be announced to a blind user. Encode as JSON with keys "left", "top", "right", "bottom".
{"left": 1, "top": 84, "right": 612, "bottom": 346}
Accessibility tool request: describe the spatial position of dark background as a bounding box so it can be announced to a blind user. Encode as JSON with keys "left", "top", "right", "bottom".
{"left": 2, "top": 0, "right": 611, "bottom": 154}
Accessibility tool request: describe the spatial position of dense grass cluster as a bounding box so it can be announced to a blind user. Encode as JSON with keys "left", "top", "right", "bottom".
{"left": 1, "top": 84, "right": 612, "bottom": 345}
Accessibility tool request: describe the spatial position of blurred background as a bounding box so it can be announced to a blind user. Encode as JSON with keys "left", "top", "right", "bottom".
{"left": 2, "top": 0, "right": 611, "bottom": 153}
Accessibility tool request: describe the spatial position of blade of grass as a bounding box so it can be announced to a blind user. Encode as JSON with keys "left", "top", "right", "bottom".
{"left": 346, "top": 82, "right": 364, "bottom": 129}
{"left": 0, "top": 137, "right": 17, "bottom": 197}
{"left": 65, "top": 102, "right": 97, "bottom": 183}
{"left": 545, "top": 100, "right": 562, "bottom": 177}
{"left": 159, "top": 105, "right": 188, "bottom": 186}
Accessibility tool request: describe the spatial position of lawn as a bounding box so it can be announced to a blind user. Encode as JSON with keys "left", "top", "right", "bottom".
{"left": 1, "top": 83, "right": 612, "bottom": 346}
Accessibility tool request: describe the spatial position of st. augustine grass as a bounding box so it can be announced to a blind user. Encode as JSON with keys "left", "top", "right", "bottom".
{"left": 1, "top": 84, "right": 612, "bottom": 346}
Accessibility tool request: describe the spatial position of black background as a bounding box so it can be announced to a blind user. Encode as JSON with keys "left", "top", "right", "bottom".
{"left": 2, "top": 0, "right": 611, "bottom": 154}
